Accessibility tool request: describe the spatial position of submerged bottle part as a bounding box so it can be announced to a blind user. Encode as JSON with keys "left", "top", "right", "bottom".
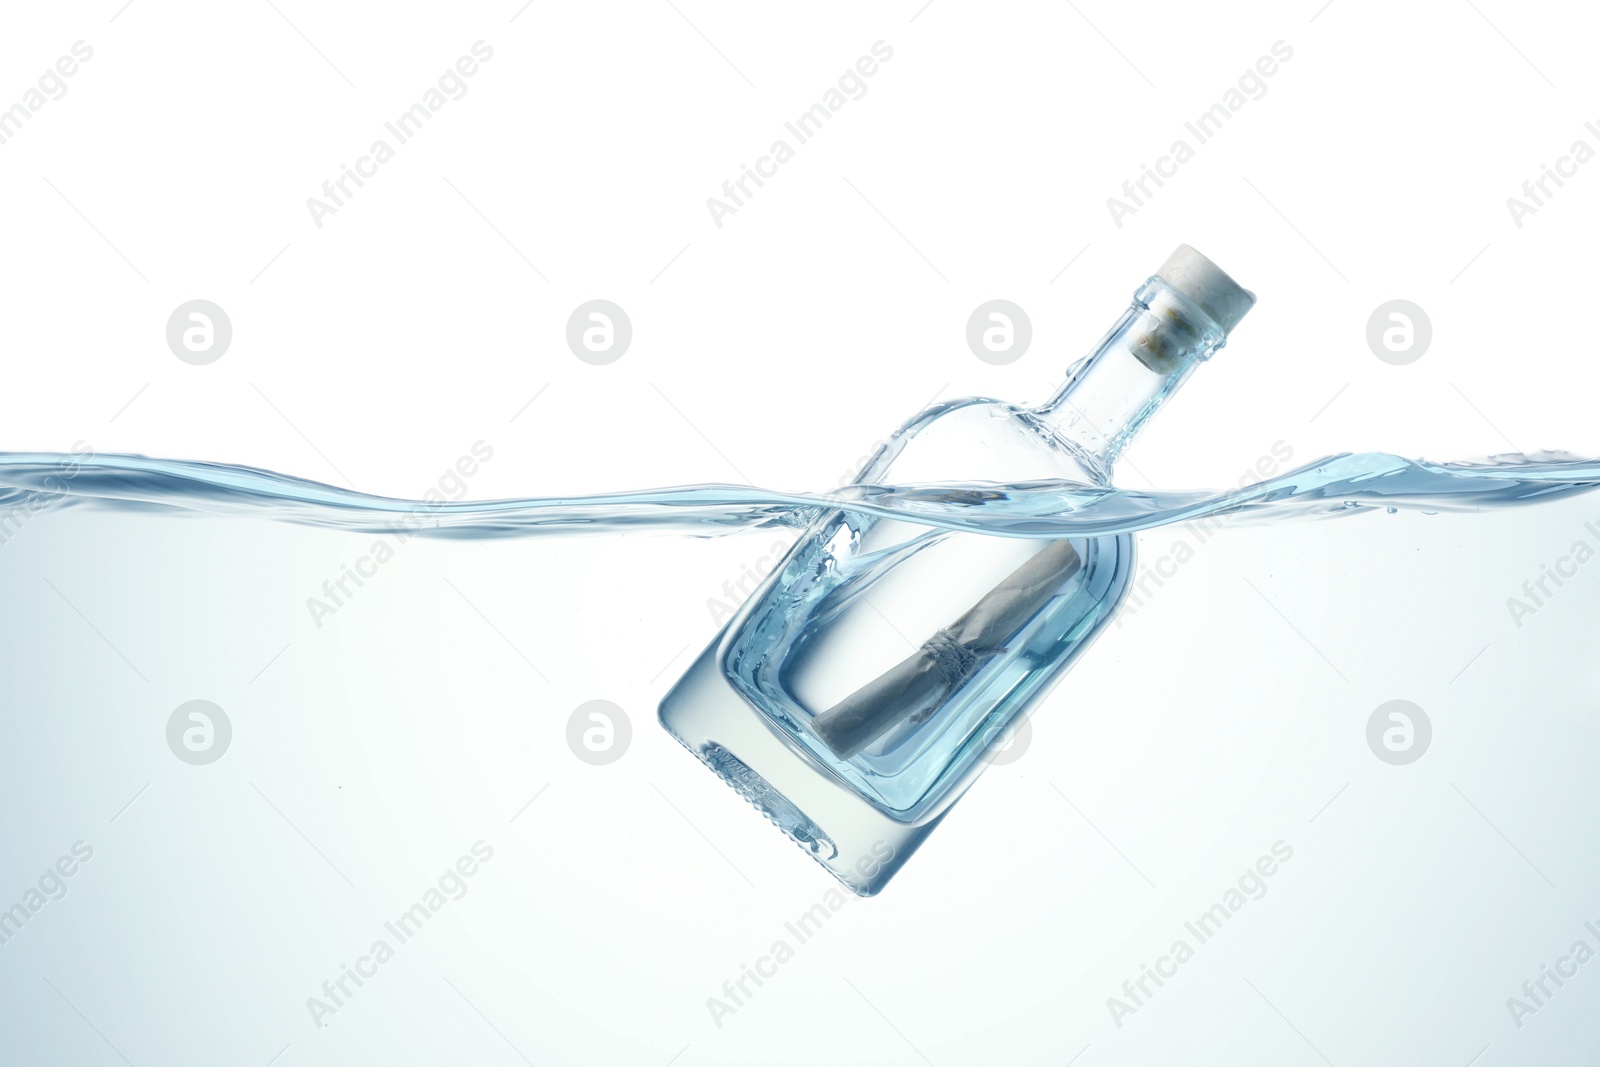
{"left": 808, "top": 537, "right": 1085, "bottom": 761}
{"left": 659, "top": 245, "right": 1256, "bottom": 894}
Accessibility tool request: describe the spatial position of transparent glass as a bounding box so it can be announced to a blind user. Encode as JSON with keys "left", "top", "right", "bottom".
{"left": 659, "top": 278, "right": 1228, "bottom": 894}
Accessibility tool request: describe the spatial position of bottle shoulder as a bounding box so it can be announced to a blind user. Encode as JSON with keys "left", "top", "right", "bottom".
{"left": 858, "top": 396, "right": 1111, "bottom": 488}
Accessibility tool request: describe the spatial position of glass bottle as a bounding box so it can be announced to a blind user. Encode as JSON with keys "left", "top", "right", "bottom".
{"left": 659, "top": 245, "right": 1256, "bottom": 895}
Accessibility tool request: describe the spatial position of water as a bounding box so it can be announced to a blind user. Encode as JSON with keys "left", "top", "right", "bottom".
{"left": 7, "top": 449, "right": 1600, "bottom": 1062}
{"left": 16, "top": 446, "right": 1584, "bottom": 839}
{"left": 713, "top": 444, "right": 1600, "bottom": 828}
{"left": 5, "top": 448, "right": 1598, "bottom": 538}
{"left": 10, "top": 449, "right": 1600, "bottom": 863}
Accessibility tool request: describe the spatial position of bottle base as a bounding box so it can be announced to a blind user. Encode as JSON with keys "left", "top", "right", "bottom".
{"left": 658, "top": 637, "right": 941, "bottom": 896}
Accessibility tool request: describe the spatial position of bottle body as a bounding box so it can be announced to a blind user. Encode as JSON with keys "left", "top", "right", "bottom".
{"left": 660, "top": 260, "right": 1245, "bottom": 895}
{"left": 724, "top": 398, "right": 1133, "bottom": 822}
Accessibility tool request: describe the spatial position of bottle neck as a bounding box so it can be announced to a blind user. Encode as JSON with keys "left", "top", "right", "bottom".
{"left": 1034, "top": 278, "right": 1226, "bottom": 480}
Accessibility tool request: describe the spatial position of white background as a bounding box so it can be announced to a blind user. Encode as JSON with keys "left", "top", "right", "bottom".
{"left": 4, "top": 1, "right": 1600, "bottom": 1065}
{"left": 6, "top": 0, "right": 1599, "bottom": 493}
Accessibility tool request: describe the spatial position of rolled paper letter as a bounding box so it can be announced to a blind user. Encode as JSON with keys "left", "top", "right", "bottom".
{"left": 809, "top": 539, "right": 1083, "bottom": 759}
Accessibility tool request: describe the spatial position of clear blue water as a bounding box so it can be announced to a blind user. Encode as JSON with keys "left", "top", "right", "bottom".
{"left": 704, "top": 445, "right": 1600, "bottom": 823}
{"left": 9, "top": 448, "right": 1600, "bottom": 832}
{"left": 7, "top": 449, "right": 1600, "bottom": 1060}
{"left": 5, "top": 449, "right": 1598, "bottom": 538}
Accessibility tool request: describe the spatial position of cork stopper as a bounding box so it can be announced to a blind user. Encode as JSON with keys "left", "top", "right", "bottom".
{"left": 1155, "top": 244, "right": 1255, "bottom": 336}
